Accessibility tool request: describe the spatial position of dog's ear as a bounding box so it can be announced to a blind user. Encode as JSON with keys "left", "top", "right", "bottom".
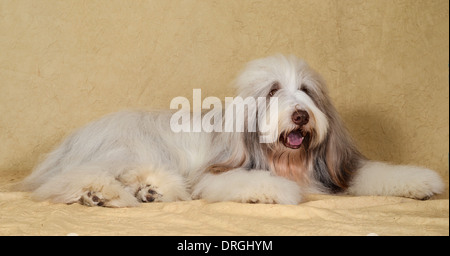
{"left": 206, "top": 98, "right": 270, "bottom": 174}
{"left": 205, "top": 130, "right": 249, "bottom": 174}
{"left": 205, "top": 130, "right": 269, "bottom": 174}
{"left": 313, "top": 106, "right": 364, "bottom": 193}
{"left": 242, "top": 129, "right": 271, "bottom": 170}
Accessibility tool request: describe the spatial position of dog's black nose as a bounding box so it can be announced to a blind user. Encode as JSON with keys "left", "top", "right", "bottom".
{"left": 292, "top": 110, "right": 309, "bottom": 126}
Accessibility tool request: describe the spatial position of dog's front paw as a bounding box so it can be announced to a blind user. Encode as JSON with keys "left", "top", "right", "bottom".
{"left": 246, "top": 197, "right": 276, "bottom": 204}
{"left": 135, "top": 184, "right": 163, "bottom": 202}
{"left": 192, "top": 169, "right": 303, "bottom": 205}
{"left": 402, "top": 168, "right": 445, "bottom": 200}
{"left": 242, "top": 175, "right": 303, "bottom": 205}
{"left": 349, "top": 162, "right": 445, "bottom": 200}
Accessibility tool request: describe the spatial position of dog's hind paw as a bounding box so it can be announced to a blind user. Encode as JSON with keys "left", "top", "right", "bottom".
{"left": 135, "top": 184, "right": 163, "bottom": 202}
{"left": 79, "top": 191, "right": 107, "bottom": 207}
{"left": 77, "top": 183, "right": 140, "bottom": 208}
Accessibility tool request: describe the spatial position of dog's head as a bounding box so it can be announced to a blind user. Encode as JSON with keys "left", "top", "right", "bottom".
{"left": 216, "top": 55, "right": 363, "bottom": 191}
{"left": 235, "top": 54, "right": 330, "bottom": 152}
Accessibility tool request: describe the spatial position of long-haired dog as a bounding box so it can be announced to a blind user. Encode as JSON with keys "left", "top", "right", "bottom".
{"left": 18, "top": 55, "right": 444, "bottom": 207}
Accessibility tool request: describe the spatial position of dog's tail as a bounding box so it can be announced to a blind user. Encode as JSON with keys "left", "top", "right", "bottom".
{"left": 346, "top": 160, "right": 445, "bottom": 200}
{"left": 14, "top": 133, "right": 78, "bottom": 192}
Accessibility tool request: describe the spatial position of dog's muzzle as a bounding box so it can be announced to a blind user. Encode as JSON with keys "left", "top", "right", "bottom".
{"left": 280, "top": 110, "right": 311, "bottom": 149}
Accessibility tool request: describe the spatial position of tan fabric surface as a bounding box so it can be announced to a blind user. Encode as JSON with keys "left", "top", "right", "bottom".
{"left": 0, "top": 0, "right": 448, "bottom": 236}
{"left": 1, "top": 171, "right": 448, "bottom": 236}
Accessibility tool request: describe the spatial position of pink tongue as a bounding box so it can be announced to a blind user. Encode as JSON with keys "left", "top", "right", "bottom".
{"left": 287, "top": 131, "right": 303, "bottom": 146}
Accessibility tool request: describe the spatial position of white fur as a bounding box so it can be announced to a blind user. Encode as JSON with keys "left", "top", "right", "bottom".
{"left": 18, "top": 54, "right": 445, "bottom": 207}
{"left": 347, "top": 161, "right": 445, "bottom": 199}
{"left": 19, "top": 110, "right": 304, "bottom": 207}
{"left": 192, "top": 168, "right": 303, "bottom": 204}
{"left": 32, "top": 166, "right": 140, "bottom": 207}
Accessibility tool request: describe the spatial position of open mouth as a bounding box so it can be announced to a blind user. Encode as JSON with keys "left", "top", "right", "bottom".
{"left": 280, "top": 129, "right": 309, "bottom": 149}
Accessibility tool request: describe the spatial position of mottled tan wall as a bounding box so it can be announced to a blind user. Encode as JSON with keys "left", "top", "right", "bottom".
{"left": 1, "top": 0, "right": 448, "bottom": 181}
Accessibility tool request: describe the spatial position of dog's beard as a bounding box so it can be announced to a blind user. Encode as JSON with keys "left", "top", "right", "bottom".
{"left": 264, "top": 130, "right": 312, "bottom": 186}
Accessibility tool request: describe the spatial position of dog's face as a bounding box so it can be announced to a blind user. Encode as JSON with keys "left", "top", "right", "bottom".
{"left": 213, "top": 55, "right": 360, "bottom": 190}
{"left": 236, "top": 55, "right": 329, "bottom": 152}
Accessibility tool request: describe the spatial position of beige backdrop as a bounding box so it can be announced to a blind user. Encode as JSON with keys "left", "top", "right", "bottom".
{"left": 0, "top": 0, "right": 448, "bottom": 189}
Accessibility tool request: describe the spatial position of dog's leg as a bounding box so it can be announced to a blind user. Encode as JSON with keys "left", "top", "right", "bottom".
{"left": 192, "top": 168, "right": 303, "bottom": 204}
{"left": 78, "top": 181, "right": 138, "bottom": 207}
{"left": 31, "top": 166, "right": 140, "bottom": 207}
{"left": 117, "top": 166, "right": 190, "bottom": 203}
{"left": 347, "top": 161, "right": 445, "bottom": 200}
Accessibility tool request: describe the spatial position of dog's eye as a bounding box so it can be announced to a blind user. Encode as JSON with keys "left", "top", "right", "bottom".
{"left": 300, "top": 85, "right": 309, "bottom": 95}
{"left": 268, "top": 82, "right": 280, "bottom": 97}
{"left": 268, "top": 88, "right": 279, "bottom": 97}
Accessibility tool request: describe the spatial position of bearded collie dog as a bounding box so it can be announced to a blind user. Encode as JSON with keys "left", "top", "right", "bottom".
{"left": 18, "top": 55, "right": 444, "bottom": 207}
